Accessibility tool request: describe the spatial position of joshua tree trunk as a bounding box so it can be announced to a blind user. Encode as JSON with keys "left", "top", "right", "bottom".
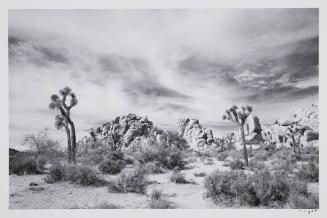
{"left": 239, "top": 125, "right": 248, "bottom": 166}
{"left": 65, "top": 126, "right": 72, "bottom": 164}
{"left": 69, "top": 121, "right": 77, "bottom": 164}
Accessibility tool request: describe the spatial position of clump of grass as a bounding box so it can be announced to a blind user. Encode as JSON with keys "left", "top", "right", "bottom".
{"left": 107, "top": 168, "right": 147, "bottom": 194}
{"left": 194, "top": 172, "right": 207, "bottom": 177}
{"left": 149, "top": 189, "right": 176, "bottom": 209}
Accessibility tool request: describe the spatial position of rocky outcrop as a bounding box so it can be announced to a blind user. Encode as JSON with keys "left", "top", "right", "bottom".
{"left": 81, "top": 114, "right": 155, "bottom": 148}
{"left": 177, "top": 118, "right": 214, "bottom": 151}
{"left": 262, "top": 103, "right": 319, "bottom": 148}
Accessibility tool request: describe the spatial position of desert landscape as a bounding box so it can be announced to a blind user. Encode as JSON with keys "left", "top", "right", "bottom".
{"left": 9, "top": 9, "right": 319, "bottom": 209}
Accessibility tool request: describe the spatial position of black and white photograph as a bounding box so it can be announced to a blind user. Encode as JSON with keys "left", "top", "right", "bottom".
{"left": 7, "top": 8, "right": 320, "bottom": 210}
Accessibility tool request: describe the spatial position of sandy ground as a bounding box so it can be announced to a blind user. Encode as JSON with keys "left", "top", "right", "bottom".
{"left": 9, "top": 157, "right": 319, "bottom": 209}
{"left": 9, "top": 158, "right": 230, "bottom": 209}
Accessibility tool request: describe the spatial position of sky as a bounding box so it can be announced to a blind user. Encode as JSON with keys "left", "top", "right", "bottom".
{"left": 9, "top": 9, "right": 319, "bottom": 147}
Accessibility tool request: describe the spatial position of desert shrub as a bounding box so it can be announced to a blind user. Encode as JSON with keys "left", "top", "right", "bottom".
{"left": 98, "top": 151, "right": 126, "bottom": 174}
{"left": 124, "top": 155, "right": 135, "bottom": 165}
{"left": 45, "top": 164, "right": 105, "bottom": 186}
{"left": 253, "top": 150, "right": 273, "bottom": 161}
{"left": 155, "top": 146, "right": 186, "bottom": 170}
{"left": 44, "top": 163, "right": 66, "bottom": 183}
{"left": 231, "top": 173, "right": 259, "bottom": 206}
{"left": 170, "top": 169, "right": 189, "bottom": 184}
{"left": 92, "top": 202, "right": 122, "bottom": 209}
{"left": 77, "top": 138, "right": 117, "bottom": 165}
{"left": 166, "top": 131, "right": 188, "bottom": 150}
{"left": 127, "top": 137, "right": 186, "bottom": 170}
{"left": 149, "top": 189, "right": 175, "bottom": 209}
{"left": 287, "top": 180, "right": 318, "bottom": 209}
{"left": 271, "top": 159, "right": 294, "bottom": 173}
{"left": 302, "top": 146, "right": 319, "bottom": 155}
{"left": 287, "top": 193, "right": 319, "bottom": 209}
{"left": 217, "top": 152, "right": 228, "bottom": 161}
{"left": 194, "top": 172, "right": 207, "bottom": 177}
{"left": 23, "top": 130, "right": 65, "bottom": 161}
{"left": 98, "top": 159, "right": 126, "bottom": 174}
{"left": 137, "top": 162, "right": 164, "bottom": 174}
{"left": 272, "top": 148, "right": 292, "bottom": 161}
{"left": 204, "top": 170, "right": 243, "bottom": 206}
{"left": 107, "top": 169, "right": 147, "bottom": 194}
{"left": 247, "top": 159, "right": 266, "bottom": 171}
{"left": 228, "top": 159, "right": 244, "bottom": 170}
{"left": 10, "top": 152, "right": 46, "bottom": 175}
{"left": 204, "top": 169, "right": 296, "bottom": 207}
{"left": 296, "top": 161, "right": 319, "bottom": 182}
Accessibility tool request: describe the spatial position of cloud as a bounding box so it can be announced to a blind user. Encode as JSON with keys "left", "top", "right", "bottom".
{"left": 8, "top": 9, "right": 319, "bottom": 146}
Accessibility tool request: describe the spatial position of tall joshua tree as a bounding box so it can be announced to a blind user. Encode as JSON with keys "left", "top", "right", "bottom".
{"left": 49, "top": 87, "right": 78, "bottom": 164}
{"left": 222, "top": 105, "right": 253, "bottom": 166}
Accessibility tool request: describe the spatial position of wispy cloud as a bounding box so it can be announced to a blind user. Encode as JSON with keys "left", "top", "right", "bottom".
{"left": 9, "top": 9, "right": 318, "bottom": 145}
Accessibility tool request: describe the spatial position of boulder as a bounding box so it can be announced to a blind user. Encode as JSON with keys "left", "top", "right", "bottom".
{"left": 177, "top": 118, "right": 215, "bottom": 151}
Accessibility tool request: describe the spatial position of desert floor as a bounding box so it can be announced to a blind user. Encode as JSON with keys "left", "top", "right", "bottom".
{"left": 9, "top": 157, "right": 319, "bottom": 209}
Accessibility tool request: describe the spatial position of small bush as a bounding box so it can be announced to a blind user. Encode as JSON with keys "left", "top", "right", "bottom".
{"left": 138, "top": 162, "right": 164, "bottom": 174}
{"left": 204, "top": 170, "right": 243, "bottom": 206}
{"left": 108, "top": 169, "right": 147, "bottom": 194}
{"left": 170, "top": 169, "right": 189, "bottom": 184}
{"left": 247, "top": 159, "right": 266, "bottom": 171}
{"left": 287, "top": 180, "right": 318, "bottom": 209}
{"left": 159, "top": 148, "right": 186, "bottom": 170}
{"left": 93, "top": 201, "right": 122, "bottom": 209}
{"left": 204, "top": 169, "right": 303, "bottom": 207}
{"left": 194, "top": 172, "right": 207, "bottom": 177}
{"left": 253, "top": 150, "right": 273, "bottom": 161}
{"left": 271, "top": 159, "right": 294, "bottom": 173}
{"left": 228, "top": 159, "right": 244, "bottom": 170}
{"left": 44, "top": 164, "right": 105, "bottom": 186}
{"left": 98, "top": 159, "right": 126, "bottom": 174}
{"left": 296, "top": 161, "right": 319, "bottom": 182}
{"left": 149, "top": 189, "right": 175, "bottom": 209}
{"left": 217, "top": 152, "right": 228, "bottom": 161}
{"left": 10, "top": 152, "right": 45, "bottom": 175}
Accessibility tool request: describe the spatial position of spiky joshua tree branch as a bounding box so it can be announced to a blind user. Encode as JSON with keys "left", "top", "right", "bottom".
{"left": 49, "top": 87, "right": 78, "bottom": 164}
{"left": 222, "top": 105, "right": 253, "bottom": 166}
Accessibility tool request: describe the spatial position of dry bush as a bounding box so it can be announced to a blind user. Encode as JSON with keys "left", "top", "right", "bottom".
{"left": 107, "top": 169, "right": 147, "bottom": 194}
{"left": 204, "top": 169, "right": 314, "bottom": 208}
{"left": 44, "top": 164, "right": 106, "bottom": 186}
{"left": 194, "top": 172, "right": 207, "bottom": 177}
{"left": 296, "top": 161, "right": 319, "bottom": 182}
{"left": 170, "top": 169, "right": 190, "bottom": 184}
{"left": 228, "top": 159, "right": 244, "bottom": 170}
{"left": 216, "top": 152, "right": 228, "bottom": 161}
{"left": 10, "top": 152, "right": 46, "bottom": 175}
{"left": 149, "top": 189, "right": 176, "bottom": 209}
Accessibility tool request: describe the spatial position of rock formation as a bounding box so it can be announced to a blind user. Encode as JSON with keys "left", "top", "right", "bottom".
{"left": 81, "top": 114, "right": 155, "bottom": 149}
{"left": 262, "top": 103, "right": 319, "bottom": 148}
{"left": 177, "top": 118, "right": 214, "bottom": 151}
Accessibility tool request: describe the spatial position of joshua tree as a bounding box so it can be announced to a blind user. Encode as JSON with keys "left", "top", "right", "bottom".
{"left": 286, "top": 124, "right": 305, "bottom": 153}
{"left": 222, "top": 105, "right": 253, "bottom": 166}
{"left": 49, "top": 87, "right": 78, "bottom": 164}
